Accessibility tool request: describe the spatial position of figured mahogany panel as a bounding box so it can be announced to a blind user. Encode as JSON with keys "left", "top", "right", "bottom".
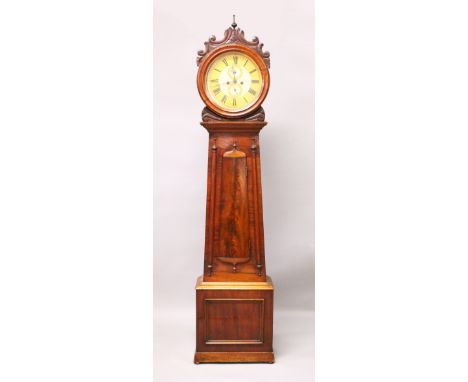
{"left": 196, "top": 286, "right": 274, "bottom": 353}
{"left": 218, "top": 148, "right": 249, "bottom": 263}
{"left": 204, "top": 299, "right": 264, "bottom": 344}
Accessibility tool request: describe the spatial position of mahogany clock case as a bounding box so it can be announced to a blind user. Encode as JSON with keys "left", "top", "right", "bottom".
{"left": 194, "top": 22, "right": 275, "bottom": 364}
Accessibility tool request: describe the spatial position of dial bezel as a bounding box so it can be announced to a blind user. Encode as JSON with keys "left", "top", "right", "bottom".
{"left": 197, "top": 44, "right": 270, "bottom": 118}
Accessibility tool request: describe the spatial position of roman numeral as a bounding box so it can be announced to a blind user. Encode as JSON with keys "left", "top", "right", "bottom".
{"left": 221, "top": 95, "right": 227, "bottom": 104}
{"left": 248, "top": 88, "right": 256, "bottom": 95}
{"left": 244, "top": 59, "right": 248, "bottom": 66}
{"left": 232, "top": 98, "right": 236, "bottom": 106}
{"left": 214, "top": 68, "right": 221, "bottom": 72}
{"left": 243, "top": 96, "right": 248, "bottom": 103}
{"left": 249, "top": 69, "right": 257, "bottom": 74}
{"left": 222, "top": 58, "right": 228, "bottom": 66}
{"left": 251, "top": 80, "right": 259, "bottom": 84}
{"left": 210, "top": 79, "right": 218, "bottom": 83}
{"left": 213, "top": 88, "right": 220, "bottom": 95}
{"left": 233, "top": 56, "right": 238, "bottom": 64}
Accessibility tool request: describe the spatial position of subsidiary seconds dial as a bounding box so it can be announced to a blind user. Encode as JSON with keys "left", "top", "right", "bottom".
{"left": 205, "top": 51, "right": 263, "bottom": 113}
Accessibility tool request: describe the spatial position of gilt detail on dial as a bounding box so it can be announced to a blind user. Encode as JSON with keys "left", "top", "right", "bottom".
{"left": 197, "top": 44, "right": 270, "bottom": 118}
{"left": 206, "top": 51, "right": 262, "bottom": 112}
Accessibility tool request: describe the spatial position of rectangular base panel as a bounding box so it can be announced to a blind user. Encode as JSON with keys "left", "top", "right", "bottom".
{"left": 194, "top": 351, "right": 275, "bottom": 364}
{"left": 195, "top": 276, "right": 274, "bottom": 364}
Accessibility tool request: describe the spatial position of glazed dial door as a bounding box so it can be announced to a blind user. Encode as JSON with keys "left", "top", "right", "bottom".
{"left": 205, "top": 51, "right": 263, "bottom": 113}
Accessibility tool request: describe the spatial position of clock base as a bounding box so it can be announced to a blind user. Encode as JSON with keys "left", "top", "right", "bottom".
{"left": 194, "top": 276, "right": 274, "bottom": 364}
{"left": 194, "top": 351, "right": 275, "bottom": 364}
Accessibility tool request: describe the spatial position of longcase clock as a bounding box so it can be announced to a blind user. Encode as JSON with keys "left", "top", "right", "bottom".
{"left": 194, "top": 17, "right": 274, "bottom": 364}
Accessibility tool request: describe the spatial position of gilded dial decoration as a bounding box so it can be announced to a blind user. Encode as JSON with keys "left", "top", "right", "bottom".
{"left": 204, "top": 51, "right": 263, "bottom": 113}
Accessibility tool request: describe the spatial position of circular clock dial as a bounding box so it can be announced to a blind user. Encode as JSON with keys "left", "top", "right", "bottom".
{"left": 205, "top": 51, "right": 263, "bottom": 113}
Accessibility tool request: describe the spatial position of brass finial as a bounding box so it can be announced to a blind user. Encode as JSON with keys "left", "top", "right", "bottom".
{"left": 231, "top": 14, "right": 237, "bottom": 28}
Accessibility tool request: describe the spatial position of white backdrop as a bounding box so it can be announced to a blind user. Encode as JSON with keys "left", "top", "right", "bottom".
{"left": 155, "top": 1, "right": 314, "bottom": 380}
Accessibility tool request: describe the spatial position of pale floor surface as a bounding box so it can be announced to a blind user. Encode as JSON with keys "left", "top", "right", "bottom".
{"left": 154, "top": 309, "right": 314, "bottom": 382}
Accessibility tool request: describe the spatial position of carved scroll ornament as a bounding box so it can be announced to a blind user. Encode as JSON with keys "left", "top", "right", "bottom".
{"left": 197, "top": 26, "right": 270, "bottom": 68}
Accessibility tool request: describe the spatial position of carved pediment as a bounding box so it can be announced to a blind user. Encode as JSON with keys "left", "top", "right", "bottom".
{"left": 197, "top": 22, "right": 270, "bottom": 68}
